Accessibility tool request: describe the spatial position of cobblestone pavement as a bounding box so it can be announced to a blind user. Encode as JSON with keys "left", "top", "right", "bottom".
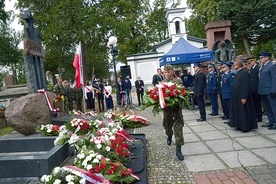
{"left": 1, "top": 92, "right": 276, "bottom": 184}
{"left": 129, "top": 99, "right": 276, "bottom": 184}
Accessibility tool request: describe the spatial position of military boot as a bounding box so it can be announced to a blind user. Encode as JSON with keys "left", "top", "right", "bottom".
{"left": 167, "top": 136, "right": 172, "bottom": 145}
{"left": 176, "top": 145, "right": 184, "bottom": 160}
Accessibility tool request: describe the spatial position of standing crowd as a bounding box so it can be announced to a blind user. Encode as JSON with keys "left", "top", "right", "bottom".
{"left": 152, "top": 51, "right": 275, "bottom": 161}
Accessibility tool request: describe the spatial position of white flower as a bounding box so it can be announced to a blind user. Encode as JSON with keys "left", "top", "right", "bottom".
{"left": 67, "top": 182, "right": 74, "bottom": 184}
{"left": 96, "top": 154, "right": 102, "bottom": 160}
{"left": 86, "top": 164, "right": 93, "bottom": 170}
{"left": 40, "top": 175, "right": 50, "bottom": 182}
{"left": 53, "top": 179, "right": 61, "bottom": 184}
{"left": 105, "top": 146, "right": 111, "bottom": 152}
{"left": 53, "top": 167, "right": 61, "bottom": 174}
{"left": 82, "top": 160, "right": 88, "bottom": 167}
{"left": 79, "top": 179, "right": 86, "bottom": 184}
{"left": 77, "top": 153, "right": 85, "bottom": 159}
{"left": 68, "top": 134, "right": 79, "bottom": 144}
{"left": 47, "top": 129, "right": 52, "bottom": 133}
{"left": 92, "top": 158, "right": 99, "bottom": 163}
{"left": 65, "top": 174, "right": 74, "bottom": 182}
{"left": 96, "top": 143, "right": 102, "bottom": 149}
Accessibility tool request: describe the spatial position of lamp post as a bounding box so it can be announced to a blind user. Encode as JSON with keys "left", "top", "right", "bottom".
{"left": 107, "top": 36, "right": 118, "bottom": 86}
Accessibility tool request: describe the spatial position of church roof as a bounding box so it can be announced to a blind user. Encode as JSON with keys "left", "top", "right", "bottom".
{"left": 152, "top": 36, "right": 206, "bottom": 51}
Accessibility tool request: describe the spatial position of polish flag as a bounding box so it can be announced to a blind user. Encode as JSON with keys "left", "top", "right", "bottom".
{"left": 73, "top": 42, "right": 83, "bottom": 89}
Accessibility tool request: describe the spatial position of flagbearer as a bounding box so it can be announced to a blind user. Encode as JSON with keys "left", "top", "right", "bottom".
{"left": 162, "top": 64, "right": 185, "bottom": 161}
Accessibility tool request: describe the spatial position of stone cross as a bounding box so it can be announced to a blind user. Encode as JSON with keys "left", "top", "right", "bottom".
{"left": 22, "top": 9, "right": 47, "bottom": 93}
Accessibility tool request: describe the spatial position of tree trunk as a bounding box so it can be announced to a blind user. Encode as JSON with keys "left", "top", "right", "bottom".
{"left": 10, "top": 63, "right": 17, "bottom": 85}
{"left": 242, "top": 37, "right": 252, "bottom": 56}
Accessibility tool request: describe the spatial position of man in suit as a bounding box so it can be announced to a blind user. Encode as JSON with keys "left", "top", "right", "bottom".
{"left": 206, "top": 63, "right": 218, "bottom": 116}
{"left": 122, "top": 76, "right": 132, "bottom": 106}
{"left": 244, "top": 57, "right": 262, "bottom": 122}
{"left": 152, "top": 68, "right": 163, "bottom": 86}
{"left": 258, "top": 52, "right": 276, "bottom": 130}
{"left": 135, "top": 76, "right": 144, "bottom": 106}
{"left": 193, "top": 63, "right": 207, "bottom": 122}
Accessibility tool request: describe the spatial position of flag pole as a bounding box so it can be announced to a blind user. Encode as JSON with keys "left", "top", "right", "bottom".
{"left": 80, "top": 41, "right": 87, "bottom": 113}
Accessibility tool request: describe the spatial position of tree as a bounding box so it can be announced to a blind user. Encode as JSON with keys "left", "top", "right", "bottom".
{"left": 186, "top": 0, "right": 276, "bottom": 56}
{"left": 0, "top": 10, "right": 24, "bottom": 84}
{"left": 218, "top": 0, "right": 276, "bottom": 56}
{"left": 15, "top": 0, "right": 159, "bottom": 80}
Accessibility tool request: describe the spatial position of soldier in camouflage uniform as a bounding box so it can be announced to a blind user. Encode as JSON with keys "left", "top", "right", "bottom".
{"left": 63, "top": 80, "right": 74, "bottom": 113}
{"left": 162, "top": 64, "right": 184, "bottom": 161}
{"left": 74, "top": 82, "right": 83, "bottom": 112}
{"left": 54, "top": 77, "right": 64, "bottom": 96}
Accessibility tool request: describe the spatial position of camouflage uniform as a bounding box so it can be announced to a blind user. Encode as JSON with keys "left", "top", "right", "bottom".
{"left": 74, "top": 86, "right": 83, "bottom": 111}
{"left": 63, "top": 83, "right": 74, "bottom": 113}
{"left": 162, "top": 77, "right": 184, "bottom": 146}
{"left": 162, "top": 64, "right": 185, "bottom": 160}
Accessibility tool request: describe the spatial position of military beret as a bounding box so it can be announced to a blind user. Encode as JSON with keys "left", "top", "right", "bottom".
{"left": 260, "top": 52, "right": 272, "bottom": 57}
{"left": 193, "top": 63, "right": 201, "bottom": 67}
{"left": 207, "top": 63, "right": 215, "bottom": 68}
{"left": 163, "top": 64, "right": 173, "bottom": 71}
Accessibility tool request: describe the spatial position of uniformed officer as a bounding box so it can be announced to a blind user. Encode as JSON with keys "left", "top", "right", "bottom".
{"left": 162, "top": 64, "right": 184, "bottom": 161}
{"left": 258, "top": 52, "right": 276, "bottom": 130}
{"left": 74, "top": 82, "right": 83, "bottom": 112}
{"left": 221, "top": 62, "right": 236, "bottom": 124}
{"left": 217, "top": 62, "right": 227, "bottom": 119}
{"left": 206, "top": 63, "right": 218, "bottom": 116}
{"left": 243, "top": 57, "right": 262, "bottom": 122}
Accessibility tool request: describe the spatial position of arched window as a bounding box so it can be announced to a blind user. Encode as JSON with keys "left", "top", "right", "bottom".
{"left": 175, "top": 21, "right": 180, "bottom": 34}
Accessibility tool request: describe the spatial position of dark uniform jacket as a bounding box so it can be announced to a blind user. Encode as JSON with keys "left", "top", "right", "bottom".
{"left": 258, "top": 61, "right": 276, "bottom": 95}
{"left": 206, "top": 71, "right": 218, "bottom": 94}
{"left": 193, "top": 71, "right": 206, "bottom": 97}
{"left": 249, "top": 64, "right": 260, "bottom": 93}
{"left": 221, "top": 70, "right": 236, "bottom": 99}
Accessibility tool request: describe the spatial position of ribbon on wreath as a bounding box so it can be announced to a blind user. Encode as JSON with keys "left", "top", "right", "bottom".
{"left": 62, "top": 165, "right": 111, "bottom": 184}
{"left": 37, "top": 89, "right": 58, "bottom": 112}
{"left": 156, "top": 82, "right": 167, "bottom": 109}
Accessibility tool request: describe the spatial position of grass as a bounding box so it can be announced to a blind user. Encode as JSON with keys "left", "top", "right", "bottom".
{"left": 0, "top": 126, "right": 14, "bottom": 136}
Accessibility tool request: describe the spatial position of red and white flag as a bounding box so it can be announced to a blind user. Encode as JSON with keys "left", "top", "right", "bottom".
{"left": 73, "top": 42, "right": 83, "bottom": 89}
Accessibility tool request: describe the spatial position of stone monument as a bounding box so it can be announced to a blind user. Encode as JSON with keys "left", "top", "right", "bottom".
{"left": 205, "top": 20, "right": 235, "bottom": 63}
{"left": 22, "top": 9, "right": 47, "bottom": 93}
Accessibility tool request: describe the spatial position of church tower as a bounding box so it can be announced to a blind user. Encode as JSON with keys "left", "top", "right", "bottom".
{"left": 165, "top": 7, "right": 187, "bottom": 45}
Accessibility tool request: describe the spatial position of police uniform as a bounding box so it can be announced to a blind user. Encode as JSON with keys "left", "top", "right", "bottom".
{"left": 206, "top": 63, "right": 218, "bottom": 115}
{"left": 258, "top": 52, "right": 276, "bottom": 129}
{"left": 221, "top": 63, "right": 236, "bottom": 120}
{"left": 162, "top": 64, "right": 184, "bottom": 160}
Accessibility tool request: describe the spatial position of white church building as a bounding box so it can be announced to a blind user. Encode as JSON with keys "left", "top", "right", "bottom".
{"left": 126, "top": 7, "right": 206, "bottom": 86}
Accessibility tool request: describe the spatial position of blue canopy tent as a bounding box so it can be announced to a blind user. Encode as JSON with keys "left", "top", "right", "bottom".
{"left": 159, "top": 37, "right": 214, "bottom": 66}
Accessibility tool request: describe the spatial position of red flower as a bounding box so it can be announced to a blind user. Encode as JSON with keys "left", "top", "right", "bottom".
{"left": 94, "top": 165, "right": 100, "bottom": 172}
{"left": 107, "top": 169, "right": 113, "bottom": 175}
{"left": 170, "top": 91, "right": 176, "bottom": 97}
{"left": 52, "top": 125, "right": 60, "bottom": 132}
{"left": 100, "top": 163, "right": 106, "bottom": 170}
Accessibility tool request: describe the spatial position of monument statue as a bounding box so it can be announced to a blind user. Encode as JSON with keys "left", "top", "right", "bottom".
{"left": 212, "top": 39, "right": 236, "bottom": 63}
{"left": 22, "top": 9, "right": 47, "bottom": 93}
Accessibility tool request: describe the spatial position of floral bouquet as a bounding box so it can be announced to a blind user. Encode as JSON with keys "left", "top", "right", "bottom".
{"left": 141, "top": 82, "right": 190, "bottom": 115}
{"left": 37, "top": 124, "right": 61, "bottom": 136}
{"left": 104, "top": 110, "right": 149, "bottom": 128}
{"left": 74, "top": 148, "right": 138, "bottom": 183}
